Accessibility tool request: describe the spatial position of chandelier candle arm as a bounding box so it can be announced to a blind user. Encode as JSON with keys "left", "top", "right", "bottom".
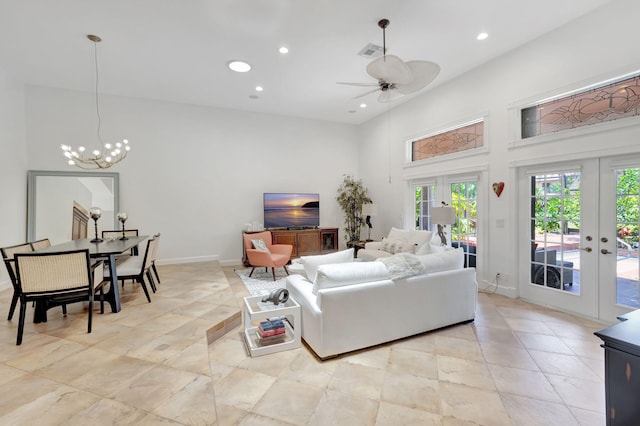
{"left": 61, "top": 34, "right": 131, "bottom": 170}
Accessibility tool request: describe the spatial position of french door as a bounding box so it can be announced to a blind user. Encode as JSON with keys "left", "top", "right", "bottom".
{"left": 519, "top": 157, "right": 640, "bottom": 321}
{"left": 414, "top": 176, "right": 479, "bottom": 270}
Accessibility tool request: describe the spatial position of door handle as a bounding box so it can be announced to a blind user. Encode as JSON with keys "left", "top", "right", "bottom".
{"left": 601, "top": 249, "right": 613, "bottom": 255}
{"left": 580, "top": 247, "right": 592, "bottom": 252}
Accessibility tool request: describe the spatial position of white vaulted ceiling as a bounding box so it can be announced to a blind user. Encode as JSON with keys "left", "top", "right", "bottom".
{"left": 0, "top": 0, "right": 614, "bottom": 124}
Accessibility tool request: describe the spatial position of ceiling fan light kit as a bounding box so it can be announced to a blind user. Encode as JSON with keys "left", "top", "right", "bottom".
{"left": 339, "top": 18, "right": 440, "bottom": 103}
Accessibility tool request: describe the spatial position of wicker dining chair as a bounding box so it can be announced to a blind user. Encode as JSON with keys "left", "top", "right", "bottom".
{"left": 14, "top": 249, "right": 107, "bottom": 345}
{"left": 106, "top": 237, "right": 157, "bottom": 303}
{"left": 1, "top": 243, "right": 34, "bottom": 321}
{"left": 102, "top": 229, "right": 140, "bottom": 255}
{"left": 29, "top": 238, "right": 52, "bottom": 251}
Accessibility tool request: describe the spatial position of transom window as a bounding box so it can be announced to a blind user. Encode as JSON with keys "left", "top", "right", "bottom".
{"left": 522, "top": 73, "right": 640, "bottom": 139}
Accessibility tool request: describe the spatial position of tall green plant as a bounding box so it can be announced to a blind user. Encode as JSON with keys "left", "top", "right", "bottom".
{"left": 336, "top": 175, "right": 372, "bottom": 242}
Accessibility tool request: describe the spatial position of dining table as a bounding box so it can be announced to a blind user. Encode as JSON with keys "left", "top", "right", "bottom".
{"left": 34, "top": 235, "right": 148, "bottom": 321}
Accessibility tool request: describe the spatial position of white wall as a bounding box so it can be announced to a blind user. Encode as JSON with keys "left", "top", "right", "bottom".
{"left": 358, "top": 0, "right": 640, "bottom": 292}
{"left": 24, "top": 86, "right": 359, "bottom": 264}
{"left": 0, "top": 68, "right": 27, "bottom": 288}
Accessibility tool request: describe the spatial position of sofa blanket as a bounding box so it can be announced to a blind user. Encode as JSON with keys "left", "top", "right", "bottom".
{"left": 286, "top": 260, "right": 477, "bottom": 359}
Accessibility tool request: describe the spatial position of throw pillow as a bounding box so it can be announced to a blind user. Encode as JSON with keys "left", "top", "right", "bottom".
{"left": 379, "top": 252, "right": 424, "bottom": 280}
{"left": 299, "top": 248, "right": 354, "bottom": 282}
{"left": 251, "top": 239, "right": 270, "bottom": 252}
{"left": 381, "top": 238, "right": 415, "bottom": 254}
{"left": 313, "top": 261, "right": 390, "bottom": 294}
{"left": 416, "top": 248, "right": 464, "bottom": 274}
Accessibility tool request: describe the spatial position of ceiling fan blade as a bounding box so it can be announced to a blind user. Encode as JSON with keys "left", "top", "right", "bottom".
{"left": 378, "top": 88, "right": 403, "bottom": 103}
{"left": 336, "top": 82, "right": 379, "bottom": 87}
{"left": 366, "top": 54, "right": 412, "bottom": 85}
{"left": 394, "top": 60, "right": 440, "bottom": 94}
{"left": 353, "top": 87, "right": 381, "bottom": 100}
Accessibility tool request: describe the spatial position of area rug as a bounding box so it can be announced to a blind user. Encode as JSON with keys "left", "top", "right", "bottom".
{"left": 234, "top": 267, "right": 288, "bottom": 296}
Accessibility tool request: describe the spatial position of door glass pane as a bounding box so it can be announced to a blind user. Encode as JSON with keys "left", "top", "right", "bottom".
{"left": 615, "top": 168, "right": 640, "bottom": 308}
{"left": 530, "top": 173, "right": 580, "bottom": 292}
{"left": 451, "top": 182, "right": 477, "bottom": 268}
{"left": 415, "top": 185, "right": 437, "bottom": 232}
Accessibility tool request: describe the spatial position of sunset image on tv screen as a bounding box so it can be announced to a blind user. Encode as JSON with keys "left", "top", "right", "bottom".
{"left": 264, "top": 193, "right": 319, "bottom": 228}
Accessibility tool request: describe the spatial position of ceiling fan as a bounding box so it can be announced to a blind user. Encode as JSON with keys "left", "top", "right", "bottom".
{"left": 339, "top": 19, "right": 440, "bottom": 103}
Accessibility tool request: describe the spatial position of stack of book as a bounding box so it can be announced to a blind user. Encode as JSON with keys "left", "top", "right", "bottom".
{"left": 256, "top": 318, "right": 286, "bottom": 345}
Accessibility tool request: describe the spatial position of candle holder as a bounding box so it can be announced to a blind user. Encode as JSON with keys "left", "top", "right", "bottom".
{"left": 89, "top": 207, "right": 103, "bottom": 243}
{"left": 117, "top": 212, "right": 128, "bottom": 240}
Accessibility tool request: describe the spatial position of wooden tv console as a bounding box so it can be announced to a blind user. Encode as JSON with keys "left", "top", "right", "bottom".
{"left": 242, "top": 228, "right": 339, "bottom": 266}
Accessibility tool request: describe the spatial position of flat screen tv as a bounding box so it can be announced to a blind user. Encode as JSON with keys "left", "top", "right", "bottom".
{"left": 263, "top": 193, "right": 320, "bottom": 229}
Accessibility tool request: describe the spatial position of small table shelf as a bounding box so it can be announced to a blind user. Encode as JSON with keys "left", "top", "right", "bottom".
{"left": 242, "top": 295, "right": 301, "bottom": 357}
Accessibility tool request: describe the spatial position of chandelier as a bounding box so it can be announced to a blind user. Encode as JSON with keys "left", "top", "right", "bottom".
{"left": 61, "top": 34, "right": 130, "bottom": 169}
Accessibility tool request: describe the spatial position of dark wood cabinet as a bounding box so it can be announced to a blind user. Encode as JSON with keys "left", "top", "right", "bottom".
{"left": 242, "top": 228, "right": 338, "bottom": 266}
{"left": 595, "top": 312, "right": 640, "bottom": 425}
{"left": 271, "top": 228, "right": 338, "bottom": 257}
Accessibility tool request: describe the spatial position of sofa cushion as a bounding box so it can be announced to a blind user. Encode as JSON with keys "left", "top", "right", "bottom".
{"left": 417, "top": 248, "right": 464, "bottom": 274}
{"left": 415, "top": 243, "right": 446, "bottom": 256}
{"left": 313, "top": 261, "right": 390, "bottom": 294}
{"left": 381, "top": 238, "right": 416, "bottom": 254}
{"left": 299, "top": 248, "right": 354, "bottom": 282}
{"left": 387, "top": 227, "right": 433, "bottom": 246}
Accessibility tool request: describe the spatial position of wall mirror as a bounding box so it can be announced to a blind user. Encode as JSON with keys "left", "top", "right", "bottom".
{"left": 27, "top": 170, "right": 120, "bottom": 244}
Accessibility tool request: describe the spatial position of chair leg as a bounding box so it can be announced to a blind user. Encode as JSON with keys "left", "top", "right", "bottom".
{"left": 88, "top": 294, "right": 93, "bottom": 334}
{"left": 152, "top": 262, "right": 161, "bottom": 283}
{"left": 138, "top": 277, "right": 151, "bottom": 303}
{"left": 271, "top": 268, "right": 276, "bottom": 281}
{"left": 283, "top": 265, "right": 289, "bottom": 276}
{"left": 7, "top": 290, "right": 18, "bottom": 320}
{"left": 146, "top": 270, "right": 157, "bottom": 293}
{"left": 99, "top": 286, "right": 104, "bottom": 314}
{"left": 17, "top": 300, "right": 27, "bottom": 345}
{"left": 249, "top": 267, "right": 256, "bottom": 277}
{"left": 62, "top": 304, "right": 67, "bottom": 315}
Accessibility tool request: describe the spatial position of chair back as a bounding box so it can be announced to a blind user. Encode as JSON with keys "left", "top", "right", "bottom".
{"left": 15, "top": 249, "right": 92, "bottom": 294}
{"left": 1, "top": 243, "right": 34, "bottom": 285}
{"left": 102, "top": 229, "right": 139, "bottom": 240}
{"left": 243, "top": 231, "right": 273, "bottom": 251}
{"left": 142, "top": 237, "right": 157, "bottom": 270}
{"left": 149, "top": 234, "right": 160, "bottom": 262}
{"left": 30, "top": 238, "right": 51, "bottom": 251}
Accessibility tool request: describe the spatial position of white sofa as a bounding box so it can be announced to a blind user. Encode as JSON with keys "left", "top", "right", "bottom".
{"left": 357, "top": 227, "right": 439, "bottom": 261}
{"left": 286, "top": 248, "right": 477, "bottom": 359}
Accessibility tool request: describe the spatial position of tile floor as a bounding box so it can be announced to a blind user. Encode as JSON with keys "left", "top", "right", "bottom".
{"left": 0, "top": 261, "right": 608, "bottom": 425}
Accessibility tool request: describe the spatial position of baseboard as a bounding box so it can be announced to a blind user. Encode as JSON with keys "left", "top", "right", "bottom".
{"left": 155, "top": 255, "right": 219, "bottom": 265}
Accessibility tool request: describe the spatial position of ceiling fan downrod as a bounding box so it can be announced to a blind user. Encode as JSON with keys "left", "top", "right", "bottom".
{"left": 378, "top": 19, "right": 389, "bottom": 58}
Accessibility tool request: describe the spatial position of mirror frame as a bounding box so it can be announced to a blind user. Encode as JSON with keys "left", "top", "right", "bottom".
{"left": 27, "top": 170, "right": 120, "bottom": 242}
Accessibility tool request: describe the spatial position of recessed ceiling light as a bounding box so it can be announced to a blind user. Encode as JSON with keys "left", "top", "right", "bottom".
{"left": 255, "top": 86, "right": 264, "bottom": 92}
{"left": 476, "top": 32, "right": 488, "bottom": 41}
{"left": 360, "top": 103, "right": 367, "bottom": 108}
{"left": 228, "top": 60, "right": 251, "bottom": 73}
{"left": 279, "top": 46, "right": 289, "bottom": 54}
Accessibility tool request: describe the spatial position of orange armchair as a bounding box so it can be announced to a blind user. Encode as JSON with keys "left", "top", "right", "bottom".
{"left": 242, "top": 231, "right": 293, "bottom": 281}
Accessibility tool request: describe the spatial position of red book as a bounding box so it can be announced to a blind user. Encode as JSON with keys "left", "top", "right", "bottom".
{"left": 258, "top": 327, "right": 286, "bottom": 338}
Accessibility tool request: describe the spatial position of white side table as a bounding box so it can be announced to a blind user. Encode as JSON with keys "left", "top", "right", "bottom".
{"left": 242, "top": 294, "right": 301, "bottom": 357}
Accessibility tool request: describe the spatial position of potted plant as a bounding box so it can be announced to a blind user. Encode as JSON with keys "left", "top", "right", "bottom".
{"left": 336, "top": 175, "right": 372, "bottom": 242}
